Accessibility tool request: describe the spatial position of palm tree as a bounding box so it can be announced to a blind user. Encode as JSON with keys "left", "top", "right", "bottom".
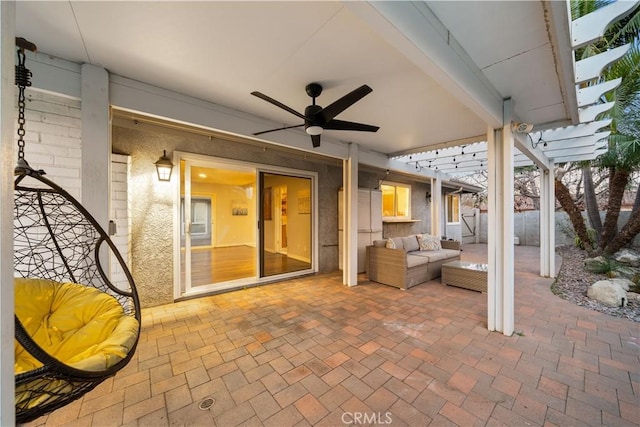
{"left": 556, "top": 0, "right": 640, "bottom": 255}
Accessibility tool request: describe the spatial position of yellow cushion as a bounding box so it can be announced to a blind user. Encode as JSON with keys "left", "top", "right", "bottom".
{"left": 15, "top": 278, "right": 139, "bottom": 374}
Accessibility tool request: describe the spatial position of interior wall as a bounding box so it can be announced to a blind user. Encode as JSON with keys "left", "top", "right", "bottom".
{"left": 112, "top": 124, "right": 342, "bottom": 307}
{"left": 264, "top": 174, "right": 312, "bottom": 262}
{"left": 189, "top": 181, "right": 256, "bottom": 247}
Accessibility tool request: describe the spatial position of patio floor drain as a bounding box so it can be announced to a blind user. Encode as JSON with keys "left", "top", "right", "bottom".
{"left": 198, "top": 397, "right": 215, "bottom": 410}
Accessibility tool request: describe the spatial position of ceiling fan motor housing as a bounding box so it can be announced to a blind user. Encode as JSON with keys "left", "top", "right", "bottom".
{"left": 304, "top": 104, "right": 324, "bottom": 134}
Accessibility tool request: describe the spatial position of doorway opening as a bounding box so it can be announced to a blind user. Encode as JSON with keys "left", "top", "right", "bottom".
{"left": 176, "top": 154, "right": 316, "bottom": 298}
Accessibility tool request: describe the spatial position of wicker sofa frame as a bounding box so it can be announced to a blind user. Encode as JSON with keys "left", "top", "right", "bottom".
{"left": 366, "top": 239, "right": 461, "bottom": 290}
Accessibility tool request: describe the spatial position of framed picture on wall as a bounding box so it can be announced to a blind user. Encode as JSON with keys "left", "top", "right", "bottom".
{"left": 264, "top": 187, "right": 272, "bottom": 220}
{"left": 232, "top": 200, "right": 248, "bottom": 216}
{"left": 297, "top": 189, "right": 310, "bottom": 214}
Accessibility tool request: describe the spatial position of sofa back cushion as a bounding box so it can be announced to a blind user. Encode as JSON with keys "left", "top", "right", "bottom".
{"left": 402, "top": 235, "right": 420, "bottom": 252}
{"left": 417, "top": 234, "right": 442, "bottom": 251}
{"left": 385, "top": 237, "right": 404, "bottom": 249}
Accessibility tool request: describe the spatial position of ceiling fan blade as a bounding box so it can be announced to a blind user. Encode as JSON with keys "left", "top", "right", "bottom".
{"left": 324, "top": 119, "right": 379, "bottom": 133}
{"left": 319, "top": 85, "right": 373, "bottom": 123}
{"left": 251, "top": 91, "right": 306, "bottom": 120}
{"left": 253, "top": 123, "right": 304, "bottom": 136}
{"left": 311, "top": 134, "right": 321, "bottom": 148}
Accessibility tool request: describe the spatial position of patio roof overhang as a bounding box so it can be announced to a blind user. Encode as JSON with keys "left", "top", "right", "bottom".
{"left": 389, "top": 1, "right": 638, "bottom": 178}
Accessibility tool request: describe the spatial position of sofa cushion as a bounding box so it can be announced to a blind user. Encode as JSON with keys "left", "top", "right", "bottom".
{"left": 417, "top": 234, "right": 442, "bottom": 251}
{"left": 402, "top": 235, "right": 420, "bottom": 252}
{"left": 423, "top": 249, "right": 460, "bottom": 262}
{"left": 388, "top": 237, "right": 403, "bottom": 249}
{"left": 407, "top": 254, "right": 430, "bottom": 268}
{"left": 385, "top": 238, "right": 396, "bottom": 249}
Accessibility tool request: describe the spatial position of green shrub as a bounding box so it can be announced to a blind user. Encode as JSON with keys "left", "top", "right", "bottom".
{"left": 586, "top": 257, "right": 620, "bottom": 278}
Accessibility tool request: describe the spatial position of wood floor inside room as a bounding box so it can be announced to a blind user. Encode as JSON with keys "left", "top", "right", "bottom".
{"left": 181, "top": 245, "right": 311, "bottom": 286}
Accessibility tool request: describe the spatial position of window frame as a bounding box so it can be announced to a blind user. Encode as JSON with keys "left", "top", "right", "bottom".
{"left": 380, "top": 181, "right": 412, "bottom": 220}
{"left": 446, "top": 193, "right": 461, "bottom": 224}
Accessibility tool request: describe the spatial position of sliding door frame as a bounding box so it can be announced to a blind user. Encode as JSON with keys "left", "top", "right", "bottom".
{"left": 173, "top": 151, "right": 318, "bottom": 299}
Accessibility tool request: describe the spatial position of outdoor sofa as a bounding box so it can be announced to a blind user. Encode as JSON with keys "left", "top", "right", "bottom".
{"left": 366, "top": 234, "right": 461, "bottom": 290}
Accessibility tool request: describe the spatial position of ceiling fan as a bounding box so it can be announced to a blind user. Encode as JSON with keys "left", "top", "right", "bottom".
{"left": 251, "top": 83, "right": 379, "bottom": 148}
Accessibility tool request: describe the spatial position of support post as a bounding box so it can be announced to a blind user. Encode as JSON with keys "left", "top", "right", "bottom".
{"left": 81, "top": 64, "right": 111, "bottom": 229}
{"left": 540, "top": 169, "right": 556, "bottom": 277}
{"left": 342, "top": 143, "right": 358, "bottom": 286}
{"left": 487, "top": 99, "right": 515, "bottom": 336}
{"left": 430, "top": 172, "right": 442, "bottom": 237}
{"left": 0, "top": 2, "right": 16, "bottom": 424}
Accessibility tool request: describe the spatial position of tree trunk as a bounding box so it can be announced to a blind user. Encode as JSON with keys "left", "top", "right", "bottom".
{"left": 555, "top": 178, "right": 593, "bottom": 250}
{"left": 599, "top": 169, "right": 630, "bottom": 251}
{"left": 582, "top": 165, "right": 602, "bottom": 243}
{"left": 633, "top": 186, "right": 640, "bottom": 213}
{"left": 603, "top": 208, "right": 640, "bottom": 256}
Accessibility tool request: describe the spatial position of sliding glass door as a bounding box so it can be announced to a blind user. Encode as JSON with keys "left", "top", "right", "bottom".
{"left": 177, "top": 154, "right": 315, "bottom": 299}
{"left": 259, "top": 173, "right": 312, "bottom": 277}
{"left": 180, "top": 159, "right": 257, "bottom": 296}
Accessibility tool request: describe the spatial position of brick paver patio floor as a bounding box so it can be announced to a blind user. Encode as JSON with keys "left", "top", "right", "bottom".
{"left": 26, "top": 245, "right": 639, "bottom": 426}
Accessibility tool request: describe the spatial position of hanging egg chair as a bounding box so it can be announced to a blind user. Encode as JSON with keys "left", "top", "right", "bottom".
{"left": 13, "top": 38, "right": 141, "bottom": 424}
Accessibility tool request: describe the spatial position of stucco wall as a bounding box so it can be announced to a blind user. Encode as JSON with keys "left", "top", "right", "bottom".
{"left": 112, "top": 125, "right": 342, "bottom": 307}
{"left": 358, "top": 171, "right": 431, "bottom": 238}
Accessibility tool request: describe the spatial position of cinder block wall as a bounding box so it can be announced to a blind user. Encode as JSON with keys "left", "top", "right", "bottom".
{"left": 479, "top": 211, "right": 640, "bottom": 247}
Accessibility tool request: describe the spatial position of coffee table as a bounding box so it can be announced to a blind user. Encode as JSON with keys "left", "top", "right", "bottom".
{"left": 441, "top": 260, "right": 488, "bottom": 293}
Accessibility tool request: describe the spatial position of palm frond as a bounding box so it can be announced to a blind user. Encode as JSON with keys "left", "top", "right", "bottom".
{"left": 606, "top": 6, "right": 640, "bottom": 47}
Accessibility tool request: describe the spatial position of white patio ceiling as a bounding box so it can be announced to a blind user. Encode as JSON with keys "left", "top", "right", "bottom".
{"left": 14, "top": 1, "right": 635, "bottom": 175}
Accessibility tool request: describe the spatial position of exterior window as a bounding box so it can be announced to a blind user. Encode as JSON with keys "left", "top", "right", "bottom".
{"left": 446, "top": 194, "right": 460, "bottom": 223}
{"left": 381, "top": 182, "right": 411, "bottom": 219}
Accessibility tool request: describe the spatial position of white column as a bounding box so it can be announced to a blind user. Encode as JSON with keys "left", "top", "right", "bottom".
{"left": 487, "top": 126, "right": 501, "bottom": 332}
{"left": 0, "top": 2, "right": 16, "bottom": 424}
{"left": 430, "top": 172, "right": 442, "bottom": 237}
{"left": 81, "top": 64, "right": 111, "bottom": 229}
{"left": 540, "top": 169, "right": 556, "bottom": 277}
{"left": 342, "top": 143, "right": 358, "bottom": 286}
{"left": 487, "top": 99, "right": 515, "bottom": 336}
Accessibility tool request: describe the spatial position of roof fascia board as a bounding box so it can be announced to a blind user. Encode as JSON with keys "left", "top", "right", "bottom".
{"left": 345, "top": 1, "right": 503, "bottom": 128}
{"left": 546, "top": 0, "right": 579, "bottom": 124}
{"left": 24, "top": 51, "right": 81, "bottom": 100}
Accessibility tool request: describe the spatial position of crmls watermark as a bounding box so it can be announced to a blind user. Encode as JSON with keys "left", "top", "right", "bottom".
{"left": 341, "top": 411, "right": 393, "bottom": 425}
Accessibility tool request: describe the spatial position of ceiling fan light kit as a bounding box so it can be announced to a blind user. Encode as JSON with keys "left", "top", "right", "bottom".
{"left": 305, "top": 126, "right": 323, "bottom": 136}
{"left": 251, "top": 82, "right": 379, "bottom": 148}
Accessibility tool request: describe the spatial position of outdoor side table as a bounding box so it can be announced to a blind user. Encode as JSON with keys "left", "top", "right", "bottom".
{"left": 441, "top": 260, "right": 488, "bottom": 293}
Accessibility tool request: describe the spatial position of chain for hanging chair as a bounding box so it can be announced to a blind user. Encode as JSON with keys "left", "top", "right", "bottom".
{"left": 14, "top": 37, "right": 38, "bottom": 173}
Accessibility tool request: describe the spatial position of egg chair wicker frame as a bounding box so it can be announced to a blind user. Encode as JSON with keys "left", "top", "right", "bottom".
{"left": 13, "top": 38, "right": 141, "bottom": 424}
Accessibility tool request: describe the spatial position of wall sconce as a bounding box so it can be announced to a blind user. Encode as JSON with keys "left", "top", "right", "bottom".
{"left": 154, "top": 150, "right": 173, "bottom": 181}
